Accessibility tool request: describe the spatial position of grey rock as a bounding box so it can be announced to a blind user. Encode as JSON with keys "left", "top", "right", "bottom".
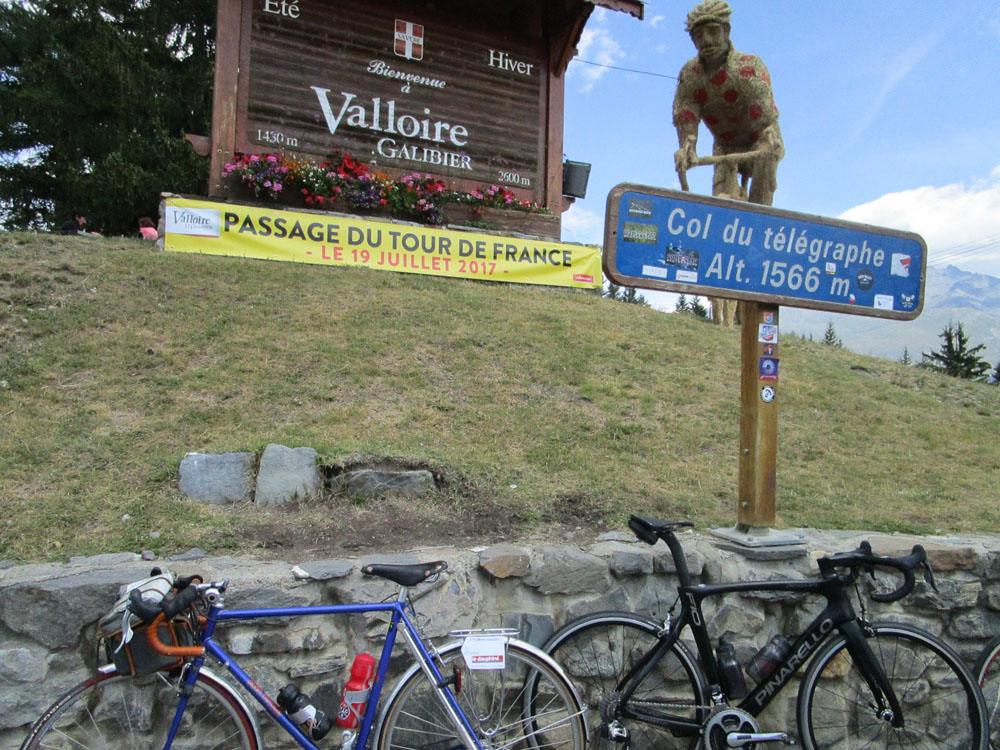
{"left": 255, "top": 444, "right": 322, "bottom": 506}
{"left": 597, "top": 531, "right": 635, "bottom": 543}
{"left": 141, "top": 550, "right": 157, "bottom": 561}
{"left": 289, "top": 656, "right": 348, "bottom": 679}
{"left": 0, "top": 560, "right": 14, "bottom": 570}
{"left": 341, "top": 469, "right": 436, "bottom": 499}
{"left": 652, "top": 547, "right": 705, "bottom": 576}
{"left": 709, "top": 601, "right": 766, "bottom": 641}
{"left": 589, "top": 542, "right": 654, "bottom": 577}
{"left": 905, "top": 576, "right": 981, "bottom": 611}
{"left": 0, "top": 566, "right": 154, "bottom": 648}
{"left": 68, "top": 552, "right": 140, "bottom": 567}
{"left": 296, "top": 560, "right": 355, "bottom": 581}
{"left": 524, "top": 546, "right": 607, "bottom": 595}
{"left": 985, "top": 583, "right": 1000, "bottom": 611}
{"left": 565, "top": 587, "right": 631, "bottom": 621}
{"left": 867, "top": 537, "right": 978, "bottom": 572}
{"left": 711, "top": 542, "right": 808, "bottom": 561}
{"left": 948, "top": 610, "right": 998, "bottom": 639}
{"left": 479, "top": 545, "right": 530, "bottom": 579}
{"left": 0, "top": 646, "right": 47, "bottom": 683}
{"left": 501, "top": 612, "right": 554, "bottom": 648}
{"left": 168, "top": 548, "right": 206, "bottom": 561}
{"left": 179, "top": 451, "right": 254, "bottom": 504}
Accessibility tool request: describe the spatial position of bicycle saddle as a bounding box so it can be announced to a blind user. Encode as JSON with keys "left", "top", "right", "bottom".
{"left": 361, "top": 561, "right": 448, "bottom": 587}
{"left": 628, "top": 515, "right": 693, "bottom": 544}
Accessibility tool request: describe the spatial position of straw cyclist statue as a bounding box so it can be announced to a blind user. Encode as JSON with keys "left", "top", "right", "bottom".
{"left": 673, "top": 0, "right": 784, "bottom": 326}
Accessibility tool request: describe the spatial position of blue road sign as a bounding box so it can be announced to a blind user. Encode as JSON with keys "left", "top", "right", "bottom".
{"left": 604, "top": 184, "right": 926, "bottom": 319}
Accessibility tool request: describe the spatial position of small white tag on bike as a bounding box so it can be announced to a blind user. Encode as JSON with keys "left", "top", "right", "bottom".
{"left": 461, "top": 636, "right": 506, "bottom": 671}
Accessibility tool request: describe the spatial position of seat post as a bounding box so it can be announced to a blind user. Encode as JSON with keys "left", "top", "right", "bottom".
{"left": 662, "top": 531, "right": 693, "bottom": 587}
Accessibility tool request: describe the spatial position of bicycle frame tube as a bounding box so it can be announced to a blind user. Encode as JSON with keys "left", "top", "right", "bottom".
{"left": 162, "top": 594, "right": 484, "bottom": 750}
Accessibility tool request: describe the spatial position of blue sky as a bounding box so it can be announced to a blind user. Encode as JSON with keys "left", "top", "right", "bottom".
{"left": 560, "top": 1, "right": 1000, "bottom": 281}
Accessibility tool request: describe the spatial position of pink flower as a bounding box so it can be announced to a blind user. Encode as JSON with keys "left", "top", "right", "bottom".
{"left": 250, "top": 154, "right": 260, "bottom": 162}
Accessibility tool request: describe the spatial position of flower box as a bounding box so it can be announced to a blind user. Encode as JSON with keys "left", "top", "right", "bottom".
{"left": 445, "top": 205, "right": 559, "bottom": 239}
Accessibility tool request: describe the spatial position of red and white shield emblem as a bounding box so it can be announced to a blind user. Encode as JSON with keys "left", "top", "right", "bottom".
{"left": 394, "top": 20, "right": 424, "bottom": 61}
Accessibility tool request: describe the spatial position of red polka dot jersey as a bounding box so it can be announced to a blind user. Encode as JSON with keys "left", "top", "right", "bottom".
{"left": 673, "top": 49, "right": 779, "bottom": 150}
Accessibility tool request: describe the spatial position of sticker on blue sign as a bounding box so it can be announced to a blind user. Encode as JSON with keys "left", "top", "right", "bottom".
{"left": 603, "top": 184, "right": 926, "bottom": 320}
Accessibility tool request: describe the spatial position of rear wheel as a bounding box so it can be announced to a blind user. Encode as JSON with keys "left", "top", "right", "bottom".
{"left": 377, "top": 640, "right": 586, "bottom": 750}
{"left": 19, "top": 666, "right": 258, "bottom": 750}
{"left": 975, "top": 634, "right": 1000, "bottom": 749}
{"left": 797, "top": 623, "right": 987, "bottom": 749}
{"left": 541, "top": 612, "right": 708, "bottom": 750}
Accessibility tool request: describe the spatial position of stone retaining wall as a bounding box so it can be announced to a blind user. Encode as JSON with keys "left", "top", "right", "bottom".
{"left": 1, "top": 528, "right": 997, "bottom": 748}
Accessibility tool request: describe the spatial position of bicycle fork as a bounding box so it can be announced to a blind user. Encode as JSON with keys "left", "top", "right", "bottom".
{"left": 840, "top": 620, "right": 905, "bottom": 729}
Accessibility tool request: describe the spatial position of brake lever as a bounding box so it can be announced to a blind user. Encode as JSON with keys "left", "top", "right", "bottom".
{"left": 921, "top": 560, "right": 938, "bottom": 592}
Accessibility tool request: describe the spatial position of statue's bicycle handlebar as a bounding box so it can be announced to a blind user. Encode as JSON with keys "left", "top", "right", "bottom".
{"left": 676, "top": 148, "right": 769, "bottom": 192}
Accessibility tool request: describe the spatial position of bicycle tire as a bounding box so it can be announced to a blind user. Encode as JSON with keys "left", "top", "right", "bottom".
{"left": 797, "top": 622, "right": 988, "bottom": 750}
{"left": 975, "top": 633, "right": 1000, "bottom": 749}
{"left": 376, "top": 639, "right": 586, "bottom": 750}
{"left": 540, "top": 611, "right": 709, "bottom": 750}
{"left": 19, "top": 665, "right": 260, "bottom": 750}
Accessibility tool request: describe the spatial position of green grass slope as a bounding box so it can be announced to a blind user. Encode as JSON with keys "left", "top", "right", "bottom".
{"left": 1, "top": 232, "right": 997, "bottom": 562}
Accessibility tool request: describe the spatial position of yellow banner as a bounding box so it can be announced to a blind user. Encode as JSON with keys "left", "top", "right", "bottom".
{"left": 163, "top": 197, "right": 601, "bottom": 289}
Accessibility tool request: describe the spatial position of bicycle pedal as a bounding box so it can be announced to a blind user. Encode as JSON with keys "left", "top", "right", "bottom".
{"left": 601, "top": 720, "right": 629, "bottom": 744}
{"left": 726, "top": 731, "right": 795, "bottom": 746}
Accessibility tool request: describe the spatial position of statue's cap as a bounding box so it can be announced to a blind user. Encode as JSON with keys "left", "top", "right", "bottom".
{"left": 685, "top": 0, "right": 732, "bottom": 32}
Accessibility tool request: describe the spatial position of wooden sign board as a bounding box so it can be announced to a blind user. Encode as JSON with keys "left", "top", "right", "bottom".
{"left": 238, "top": 0, "right": 546, "bottom": 200}
{"left": 604, "top": 184, "right": 927, "bottom": 319}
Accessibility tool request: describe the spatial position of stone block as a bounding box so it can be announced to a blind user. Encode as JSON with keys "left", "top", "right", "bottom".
{"left": 340, "top": 469, "right": 436, "bottom": 499}
{"left": 524, "top": 546, "right": 607, "bottom": 595}
{"left": 866, "top": 537, "right": 978, "bottom": 572}
{"left": 0, "top": 566, "right": 153, "bottom": 648}
{"left": 501, "top": 612, "right": 554, "bottom": 648}
{"left": 478, "top": 545, "right": 530, "bottom": 579}
{"left": 255, "top": 444, "right": 322, "bottom": 506}
{"left": 294, "top": 560, "right": 354, "bottom": 581}
{"left": 179, "top": 451, "right": 254, "bottom": 504}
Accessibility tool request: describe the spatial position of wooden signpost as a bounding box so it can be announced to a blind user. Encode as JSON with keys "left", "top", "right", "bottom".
{"left": 604, "top": 184, "right": 927, "bottom": 538}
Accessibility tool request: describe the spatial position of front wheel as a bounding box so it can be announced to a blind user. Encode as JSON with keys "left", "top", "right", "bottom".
{"left": 19, "top": 666, "right": 260, "bottom": 750}
{"left": 797, "top": 622, "right": 988, "bottom": 749}
{"left": 974, "top": 634, "right": 1000, "bottom": 748}
{"left": 376, "top": 639, "right": 586, "bottom": 750}
{"left": 540, "top": 612, "right": 709, "bottom": 750}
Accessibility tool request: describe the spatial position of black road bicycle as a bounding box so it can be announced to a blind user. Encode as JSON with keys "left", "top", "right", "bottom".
{"left": 535, "top": 515, "right": 988, "bottom": 749}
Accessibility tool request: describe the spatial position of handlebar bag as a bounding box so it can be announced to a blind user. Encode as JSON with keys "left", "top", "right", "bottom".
{"left": 98, "top": 571, "right": 193, "bottom": 676}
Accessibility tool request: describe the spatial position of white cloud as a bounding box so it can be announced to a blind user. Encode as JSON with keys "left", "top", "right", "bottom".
{"left": 569, "top": 9, "right": 625, "bottom": 92}
{"left": 839, "top": 167, "right": 1000, "bottom": 277}
{"left": 560, "top": 204, "right": 605, "bottom": 245}
{"left": 648, "top": 14, "right": 666, "bottom": 28}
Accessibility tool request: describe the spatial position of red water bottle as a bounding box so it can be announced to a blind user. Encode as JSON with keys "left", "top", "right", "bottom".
{"left": 336, "top": 652, "right": 376, "bottom": 729}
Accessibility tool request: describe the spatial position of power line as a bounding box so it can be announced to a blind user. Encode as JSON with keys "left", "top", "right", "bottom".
{"left": 572, "top": 58, "right": 679, "bottom": 81}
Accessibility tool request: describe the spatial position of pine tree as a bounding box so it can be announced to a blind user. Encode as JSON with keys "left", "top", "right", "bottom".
{"left": 620, "top": 287, "right": 649, "bottom": 306}
{"left": 900, "top": 347, "right": 911, "bottom": 366}
{"left": 689, "top": 296, "right": 709, "bottom": 319}
{"left": 0, "top": 0, "right": 215, "bottom": 234}
{"left": 603, "top": 282, "right": 622, "bottom": 300}
{"left": 822, "top": 322, "right": 842, "bottom": 348}
{"left": 921, "top": 322, "right": 990, "bottom": 380}
{"left": 675, "top": 294, "right": 688, "bottom": 313}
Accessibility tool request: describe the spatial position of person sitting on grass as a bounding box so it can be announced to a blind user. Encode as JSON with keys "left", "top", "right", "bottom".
{"left": 138, "top": 217, "right": 158, "bottom": 241}
{"left": 60, "top": 211, "right": 101, "bottom": 236}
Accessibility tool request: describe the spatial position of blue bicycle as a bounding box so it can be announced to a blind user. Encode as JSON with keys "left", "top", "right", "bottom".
{"left": 19, "top": 561, "right": 587, "bottom": 750}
